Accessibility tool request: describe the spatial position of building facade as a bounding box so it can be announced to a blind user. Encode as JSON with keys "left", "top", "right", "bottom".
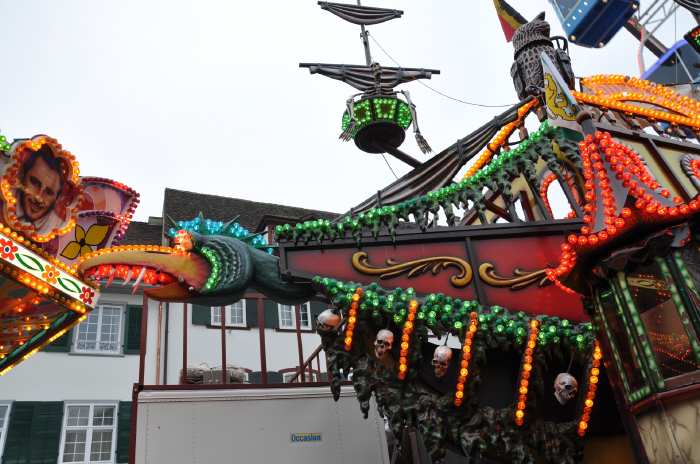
{"left": 0, "top": 188, "right": 337, "bottom": 464}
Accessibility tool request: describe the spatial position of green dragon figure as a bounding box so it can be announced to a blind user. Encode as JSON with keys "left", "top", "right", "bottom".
{"left": 78, "top": 216, "right": 315, "bottom": 306}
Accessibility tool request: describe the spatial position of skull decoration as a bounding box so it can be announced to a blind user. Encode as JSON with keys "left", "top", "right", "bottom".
{"left": 553, "top": 373, "right": 579, "bottom": 405}
{"left": 374, "top": 329, "right": 394, "bottom": 360}
{"left": 432, "top": 345, "right": 453, "bottom": 378}
{"left": 316, "top": 309, "right": 341, "bottom": 333}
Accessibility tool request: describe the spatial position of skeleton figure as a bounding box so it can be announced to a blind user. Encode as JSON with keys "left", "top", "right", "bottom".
{"left": 553, "top": 372, "right": 579, "bottom": 405}
{"left": 316, "top": 309, "right": 341, "bottom": 333}
{"left": 374, "top": 329, "right": 394, "bottom": 360}
{"left": 431, "top": 345, "right": 453, "bottom": 378}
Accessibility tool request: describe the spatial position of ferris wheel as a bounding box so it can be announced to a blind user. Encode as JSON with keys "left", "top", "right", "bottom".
{"left": 547, "top": 0, "right": 700, "bottom": 95}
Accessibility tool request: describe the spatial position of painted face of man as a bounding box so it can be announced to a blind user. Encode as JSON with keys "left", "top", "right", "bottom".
{"left": 21, "top": 156, "right": 61, "bottom": 222}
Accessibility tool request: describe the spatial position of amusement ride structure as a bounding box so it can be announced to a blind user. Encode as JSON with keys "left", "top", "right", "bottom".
{"left": 4, "top": 1, "right": 700, "bottom": 463}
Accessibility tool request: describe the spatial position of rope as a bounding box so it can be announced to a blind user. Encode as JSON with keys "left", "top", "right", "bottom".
{"left": 368, "top": 33, "right": 518, "bottom": 108}
{"left": 381, "top": 153, "right": 399, "bottom": 179}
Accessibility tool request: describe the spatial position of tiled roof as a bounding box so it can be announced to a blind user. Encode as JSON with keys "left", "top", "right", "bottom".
{"left": 162, "top": 188, "right": 339, "bottom": 232}
{"left": 120, "top": 221, "right": 164, "bottom": 245}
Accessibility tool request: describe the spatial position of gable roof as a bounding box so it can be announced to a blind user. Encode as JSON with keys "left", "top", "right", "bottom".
{"left": 162, "top": 188, "right": 339, "bottom": 232}
{"left": 120, "top": 220, "right": 164, "bottom": 245}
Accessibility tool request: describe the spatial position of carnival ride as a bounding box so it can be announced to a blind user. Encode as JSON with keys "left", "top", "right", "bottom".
{"left": 68, "top": 2, "right": 700, "bottom": 463}
{"left": 3, "top": 0, "right": 700, "bottom": 463}
{"left": 0, "top": 135, "right": 138, "bottom": 376}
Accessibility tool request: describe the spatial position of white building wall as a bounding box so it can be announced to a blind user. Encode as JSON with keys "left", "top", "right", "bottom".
{"left": 162, "top": 302, "right": 326, "bottom": 385}
{"left": 0, "top": 291, "right": 157, "bottom": 402}
{"left": 0, "top": 352, "right": 140, "bottom": 402}
{"left": 0, "top": 291, "right": 329, "bottom": 404}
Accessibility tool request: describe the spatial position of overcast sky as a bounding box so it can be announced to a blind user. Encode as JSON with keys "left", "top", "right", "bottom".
{"left": 0, "top": 1, "right": 695, "bottom": 221}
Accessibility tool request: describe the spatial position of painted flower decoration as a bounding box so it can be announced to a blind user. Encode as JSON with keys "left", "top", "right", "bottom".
{"left": 61, "top": 224, "right": 110, "bottom": 260}
{"left": 0, "top": 238, "right": 17, "bottom": 260}
{"left": 42, "top": 265, "right": 59, "bottom": 285}
{"left": 80, "top": 286, "right": 95, "bottom": 305}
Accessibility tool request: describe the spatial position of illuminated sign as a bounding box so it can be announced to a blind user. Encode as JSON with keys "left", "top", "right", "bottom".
{"left": 684, "top": 25, "right": 700, "bottom": 53}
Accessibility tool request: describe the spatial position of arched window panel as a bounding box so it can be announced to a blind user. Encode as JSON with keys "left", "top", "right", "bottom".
{"left": 621, "top": 259, "right": 700, "bottom": 382}
{"left": 595, "top": 284, "right": 650, "bottom": 401}
{"left": 671, "top": 245, "right": 700, "bottom": 341}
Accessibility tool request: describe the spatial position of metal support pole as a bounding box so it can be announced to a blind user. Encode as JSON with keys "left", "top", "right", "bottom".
{"left": 295, "top": 304, "right": 305, "bottom": 382}
{"left": 381, "top": 144, "right": 422, "bottom": 168}
{"left": 129, "top": 384, "right": 139, "bottom": 464}
{"left": 181, "top": 303, "right": 188, "bottom": 384}
{"left": 357, "top": 1, "right": 372, "bottom": 65}
{"left": 220, "top": 306, "right": 227, "bottom": 384}
{"left": 163, "top": 302, "right": 169, "bottom": 385}
{"left": 155, "top": 302, "right": 162, "bottom": 385}
{"left": 138, "top": 295, "right": 149, "bottom": 385}
{"left": 257, "top": 298, "right": 268, "bottom": 384}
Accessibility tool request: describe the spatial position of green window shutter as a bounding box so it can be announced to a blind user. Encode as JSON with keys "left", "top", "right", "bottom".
{"left": 263, "top": 300, "right": 278, "bottom": 328}
{"left": 245, "top": 299, "right": 258, "bottom": 327}
{"left": 310, "top": 301, "right": 326, "bottom": 331}
{"left": 268, "top": 371, "right": 283, "bottom": 383}
{"left": 116, "top": 402, "right": 131, "bottom": 463}
{"left": 249, "top": 371, "right": 262, "bottom": 384}
{"left": 3, "top": 402, "right": 34, "bottom": 464}
{"left": 42, "top": 329, "right": 73, "bottom": 353}
{"left": 191, "top": 305, "right": 211, "bottom": 326}
{"left": 3, "top": 401, "right": 63, "bottom": 464}
{"left": 124, "top": 305, "right": 142, "bottom": 354}
{"left": 29, "top": 402, "right": 63, "bottom": 464}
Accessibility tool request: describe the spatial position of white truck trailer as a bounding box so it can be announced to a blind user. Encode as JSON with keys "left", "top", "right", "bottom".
{"left": 134, "top": 385, "right": 390, "bottom": 463}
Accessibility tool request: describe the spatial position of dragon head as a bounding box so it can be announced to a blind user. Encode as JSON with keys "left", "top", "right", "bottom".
{"left": 76, "top": 216, "right": 295, "bottom": 306}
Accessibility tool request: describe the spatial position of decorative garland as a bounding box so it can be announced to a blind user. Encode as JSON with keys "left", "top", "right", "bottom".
{"left": 573, "top": 74, "right": 700, "bottom": 128}
{"left": 546, "top": 130, "right": 700, "bottom": 293}
{"left": 539, "top": 172, "right": 558, "bottom": 217}
{"left": 515, "top": 319, "right": 539, "bottom": 426}
{"left": 578, "top": 340, "right": 602, "bottom": 437}
{"left": 315, "top": 277, "right": 595, "bottom": 352}
{"left": 397, "top": 298, "right": 418, "bottom": 379}
{"left": 276, "top": 120, "right": 578, "bottom": 244}
{"left": 454, "top": 311, "right": 477, "bottom": 407}
{"left": 344, "top": 287, "right": 363, "bottom": 351}
{"left": 462, "top": 98, "right": 539, "bottom": 179}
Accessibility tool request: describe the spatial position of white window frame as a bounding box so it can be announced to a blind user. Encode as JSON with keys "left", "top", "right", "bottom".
{"left": 210, "top": 300, "right": 247, "bottom": 328}
{"left": 277, "top": 302, "right": 311, "bottom": 330}
{"left": 0, "top": 401, "right": 11, "bottom": 460}
{"left": 58, "top": 401, "right": 118, "bottom": 464}
{"left": 72, "top": 304, "right": 125, "bottom": 355}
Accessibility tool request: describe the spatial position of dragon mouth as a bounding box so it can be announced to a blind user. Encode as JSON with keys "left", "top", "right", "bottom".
{"left": 77, "top": 247, "right": 211, "bottom": 300}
